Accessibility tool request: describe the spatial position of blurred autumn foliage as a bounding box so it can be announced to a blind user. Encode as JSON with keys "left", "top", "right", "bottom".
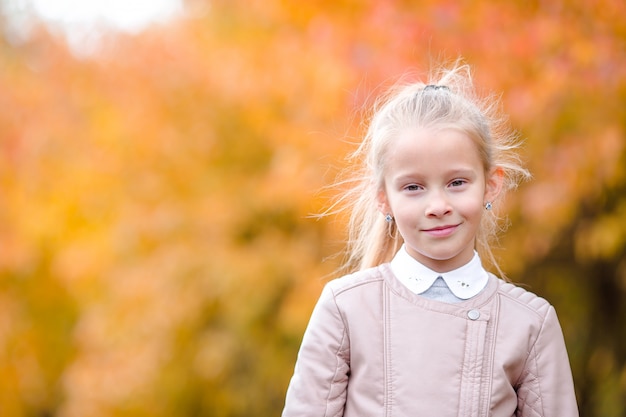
{"left": 0, "top": 0, "right": 625, "bottom": 415}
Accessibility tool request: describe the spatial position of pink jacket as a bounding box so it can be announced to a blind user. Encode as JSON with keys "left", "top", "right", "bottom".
{"left": 282, "top": 264, "right": 578, "bottom": 416}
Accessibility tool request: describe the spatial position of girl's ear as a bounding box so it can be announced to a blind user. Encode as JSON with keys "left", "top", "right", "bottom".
{"left": 484, "top": 166, "right": 505, "bottom": 203}
{"left": 377, "top": 188, "right": 391, "bottom": 215}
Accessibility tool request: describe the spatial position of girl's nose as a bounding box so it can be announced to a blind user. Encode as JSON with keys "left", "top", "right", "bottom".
{"left": 425, "top": 192, "right": 452, "bottom": 217}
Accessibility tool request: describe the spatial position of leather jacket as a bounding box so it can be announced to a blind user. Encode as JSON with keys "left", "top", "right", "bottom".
{"left": 282, "top": 264, "right": 578, "bottom": 416}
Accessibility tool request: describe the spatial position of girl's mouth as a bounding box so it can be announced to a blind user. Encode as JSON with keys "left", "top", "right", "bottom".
{"left": 423, "top": 224, "right": 458, "bottom": 237}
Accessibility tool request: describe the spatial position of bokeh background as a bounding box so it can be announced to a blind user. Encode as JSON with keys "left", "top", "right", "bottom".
{"left": 0, "top": 0, "right": 625, "bottom": 416}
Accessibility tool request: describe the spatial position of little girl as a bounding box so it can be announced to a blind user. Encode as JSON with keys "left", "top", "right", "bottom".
{"left": 282, "top": 63, "right": 578, "bottom": 416}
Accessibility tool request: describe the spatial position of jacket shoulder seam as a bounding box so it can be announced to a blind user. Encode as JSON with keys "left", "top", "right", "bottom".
{"left": 326, "top": 267, "right": 385, "bottom": 297}
{"left": 497, "top": 281, "right": 552, "bottom": 319}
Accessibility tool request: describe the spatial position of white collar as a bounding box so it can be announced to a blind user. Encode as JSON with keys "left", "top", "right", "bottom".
{"left": 390, "top": 245, "right": 489, "bottom": 300}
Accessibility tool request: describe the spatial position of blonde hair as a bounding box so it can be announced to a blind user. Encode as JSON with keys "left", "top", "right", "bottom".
{"left": 329, "top": 61, "right": 530, "bottom": 277}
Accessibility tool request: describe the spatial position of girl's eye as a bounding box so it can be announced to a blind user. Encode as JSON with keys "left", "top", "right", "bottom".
{"left": 450, "top": 179, "right": 466, "bottom": 187}
{"left": 405, "top": 184, "right": 422, "bottom": 191}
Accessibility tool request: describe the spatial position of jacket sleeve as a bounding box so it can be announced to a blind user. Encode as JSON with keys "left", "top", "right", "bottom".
{"left": 282, "top": 283, "right": 350, "bottom": 417}
{"left": 516, "top": 305, "right": 579, "bottom": 417}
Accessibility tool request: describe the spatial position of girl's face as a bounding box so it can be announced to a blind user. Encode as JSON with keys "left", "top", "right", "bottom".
{"left": 378, "top": 127, "right": 503, "bottom": 273}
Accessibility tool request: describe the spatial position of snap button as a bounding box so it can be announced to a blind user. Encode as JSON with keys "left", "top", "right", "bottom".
{"left": 467, "top": 310, "right": 480, "bottom": 320}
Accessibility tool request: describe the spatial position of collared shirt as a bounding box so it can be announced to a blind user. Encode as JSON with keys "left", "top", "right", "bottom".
{"left": 390, "top": 245, "right": 489, "bottom": 300}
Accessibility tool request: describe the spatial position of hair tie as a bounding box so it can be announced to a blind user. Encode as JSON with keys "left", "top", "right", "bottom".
{"left": 423, "top": 84, "right": 449, "bottom": 92}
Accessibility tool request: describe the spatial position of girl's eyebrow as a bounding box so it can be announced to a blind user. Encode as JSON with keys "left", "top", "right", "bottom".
{"left": 393, "top": 168, "right": 477, "bottom": 181}
{"left": 392, "top": 174, "right": 424, "bottom": 184}
{"left": 447, "top": 168, "right": 477, "bottom": 178}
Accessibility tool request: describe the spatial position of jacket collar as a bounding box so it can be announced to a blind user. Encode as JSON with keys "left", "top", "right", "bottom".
{"left": 389, "top": 245, "right": 488, "bottom": 300}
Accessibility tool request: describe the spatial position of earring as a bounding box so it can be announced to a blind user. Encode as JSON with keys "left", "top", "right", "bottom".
{"left": 485, "top": 202, "right": 493, "bottom": 211}
{"left": 385, "top": 213, "right": 394, "bottom": 223}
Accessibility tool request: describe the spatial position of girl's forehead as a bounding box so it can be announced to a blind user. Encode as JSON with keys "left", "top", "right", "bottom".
{"left": 393, "top": 126, "right": 476, "bottom": 149}
{"left": 383, "top": 127, "right": 485, "bottom": 171}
